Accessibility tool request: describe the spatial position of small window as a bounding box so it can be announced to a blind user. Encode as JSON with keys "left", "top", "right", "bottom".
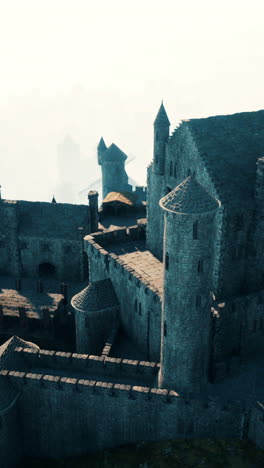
{"left": 85, "top": 317, "right": 89, "bottom": 328}
{"left": 164, "top": 321, "right": 167, "bottom": 337}
{"left": 135, "top": 299, "right": 138, "bottom": 312}
{"left": 187, "top": 169, "right": 191, "bottom": 176}
{"left": 169, "top": 161, "right": 173, "bottom": 176}
{"left": 196, "top": 295, "right": 201, "bottom": 308}
{"left": 20, "top": 241, "right": 27, "bottom": 249}
{"left": 64, "top": 245, "right": 72, "bottom": 254}
{"left": 231, "top": 303, "right": 236, "bottom": 312}
{"left": 193, "top": 221, "right": 198, "bottom": 240}
{"left": 165, "top": 253, "right": 169, "bottom": 270}
{"left": 174, "top": 163, "right": 177, "bottom": 178}
{"left": 197, "top": 260, "right": 203, "bottom": 274}
{"left": 139, "top": 303, "right": 142, "bottom": 316}
{"left": 41, "top": 243, "right": 50, "bottom": 252}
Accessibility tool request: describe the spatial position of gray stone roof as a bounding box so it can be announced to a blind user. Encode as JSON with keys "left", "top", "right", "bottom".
{"left": 154, "top": 102, "right": 170, "bottom": 126}
{"left": 101, "top": 143, "right": 128, "bottom": 162}
{"left": 71, "top": 279, "right": 119, "bottom": 313}
{"left": 0, "top": 336, "right": 39, "bottom": 415}
{"left": 97, "top": 137, "right": 107, "bottom": 151}
{"left": 181, "top": 110, "right": 264, "bottom": 206}
{"left": 160, "top": 176, "right": 220, "bottom": 215}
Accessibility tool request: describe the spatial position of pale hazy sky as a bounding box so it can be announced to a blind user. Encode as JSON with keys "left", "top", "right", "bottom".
{"left": 0, "top": 0, "right": 264, "bottom": 202}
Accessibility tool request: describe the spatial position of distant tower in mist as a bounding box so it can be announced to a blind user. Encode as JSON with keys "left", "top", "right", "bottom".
{"left": 57, "top": 135, "right": 81, "bottom": 183}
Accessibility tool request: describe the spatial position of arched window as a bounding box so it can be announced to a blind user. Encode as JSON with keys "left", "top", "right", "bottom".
{"left": 169, "top": 161, "right": 173, "bottom": 176}
{"left": 135, "top": 299, "right": 138, "bottom": 312}
{"left": 165, "top": 253, "right": 169, "bottom": 270}
{"left": 174, "top": 163, "right": 177, "bottom": 178}
{"left": 193, "top": 221, "right": 198, "bottom": 240}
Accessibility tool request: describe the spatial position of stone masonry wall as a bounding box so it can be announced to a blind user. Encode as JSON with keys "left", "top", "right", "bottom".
{"left": 211, "top": 290, "right": 264, "bottom": 381}
{"left": 0, "top": 201, "right": 21, "bottom": 277}
{"left": 0, "top": 404, "right": 21, "bottom": 468}
{"left": 85, "top": 227, "right": 162, "bottom": 361}
{"left": 18, "top": 236, "right": 83, "bottom": 281}
{"left": 248, "top": 402, "right": 264, "bottom": 450}
{"left": 6, "top": 370, "right": 245, "bottom": 460}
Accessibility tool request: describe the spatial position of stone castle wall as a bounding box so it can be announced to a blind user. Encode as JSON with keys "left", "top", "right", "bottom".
{"left": 248, "top": 402, "right": 264, "bottom": 450}
{"left": 84, "top": 226, "right": 161, "bottom": 361}
{"left": 0, "top": 404, "right": 21, "bottom": 468}
{"left": 4, "top": 369, "right": 245, "bottom": 461}
{"left": 211, "top": 290, "right": 264, "bottom": 381}
{"left": 0, "top": 199, "right": 91, "bottom": 281}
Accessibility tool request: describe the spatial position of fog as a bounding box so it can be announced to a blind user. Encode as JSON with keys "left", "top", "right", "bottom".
{"left": 0, "top": 0, "right": 264, "bottom": 203}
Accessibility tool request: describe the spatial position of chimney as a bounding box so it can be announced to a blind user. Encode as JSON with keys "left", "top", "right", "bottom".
{"left": 88, "top": 191, "right": 99, "bottom": 233}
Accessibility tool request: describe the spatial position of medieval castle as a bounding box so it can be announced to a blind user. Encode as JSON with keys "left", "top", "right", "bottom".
{"left": 0, "top": 103, "right": 264, "bottom": 466}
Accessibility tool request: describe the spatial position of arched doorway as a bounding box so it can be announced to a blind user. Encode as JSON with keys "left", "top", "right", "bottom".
{"left": 38, "top": 262, "right": 56, "bottom": 278}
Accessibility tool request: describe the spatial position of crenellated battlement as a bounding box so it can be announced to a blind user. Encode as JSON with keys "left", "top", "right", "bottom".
{"left": 84, "top": 226, "right": 163, "bottom": 300}
{"left": 11, "top": 347, "right": 160, "bottom": 384}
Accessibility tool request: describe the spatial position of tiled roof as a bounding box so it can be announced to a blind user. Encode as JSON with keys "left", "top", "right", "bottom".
{"left": 180, "top": 110, "right": 264, "bottom": 206}
{"left": 101, "top": 143, "right": 128, "bottom": 162}
{"left": 160, "top": 175, "right": 220, "bottom": 214}
{"left": 103, "top": 191, "right": 138, "bottom": 206}
{"left": 71, "top": 279, "right": 119, "bottom": 313}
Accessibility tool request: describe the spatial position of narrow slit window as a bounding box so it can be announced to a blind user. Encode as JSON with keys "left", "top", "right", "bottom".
{"left": 197, "top": 260, "right": 203, "bottom": 274}
{"left": 174, "top": 162, "right": 177, "bottom": 178}
{"left": 164, "top": 321, "right": 167, "bottom": 337}
{"left": 165, "top": 253, "right": 169, "bottom": 270}
{"left": 135, "top": 299, "right": 138, "bottom": 312}
{"left": 193, "top": 221, "right": 198, "bottom": 240}
{"left": 139, "top": 303, "right": 142, "bottom": 316}
{"left": 169, "top": 161, "right": 173, "bottom": 176}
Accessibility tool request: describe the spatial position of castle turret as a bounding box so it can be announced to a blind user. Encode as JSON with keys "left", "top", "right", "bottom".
{"left": 99, "top": 143, "right": 130, "bottom": 199}
{"left": 153, "top": 102, "right": 170, "bottom": 175}
{"left": 71, "top": 279, "right": 119, "bottom": 354}
{"left": 158, "top": 175, "right": 220, "bottom": 393}
{"left": 97, "top": 137, "right": 107, "bottom": 166}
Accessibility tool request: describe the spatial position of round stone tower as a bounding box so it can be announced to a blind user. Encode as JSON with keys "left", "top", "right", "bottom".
{"left": 153, "top": 101, "right": 170, "bottom": 176}
{"left": 158, "top": 175, "right": 221, "bottom": 393}
{"left": 71, "top": 279, "right": 119, "bottom": 354}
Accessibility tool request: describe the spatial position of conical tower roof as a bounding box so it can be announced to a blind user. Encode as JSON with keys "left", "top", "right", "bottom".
{"left": 97, "top": 137, "right": 107, "bottom": 151}
{"left": 154, "top": 101, "right": 170, "bottom": 126}
{"left": 160, "top": 175, "right": 220, "bottom": 215}
{"left": 71, "top": 279, "right": 118, "bottom": 313}
{"left": 51, "top": 196, "right": 56, "bottom": 203}
{"left": 102, "top": 143, "right": 127, "bottom": 162}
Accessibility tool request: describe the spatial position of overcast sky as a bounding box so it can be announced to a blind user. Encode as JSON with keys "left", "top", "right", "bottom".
{"left": 0, "top": 0, "right": 264, "bottom": 202}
